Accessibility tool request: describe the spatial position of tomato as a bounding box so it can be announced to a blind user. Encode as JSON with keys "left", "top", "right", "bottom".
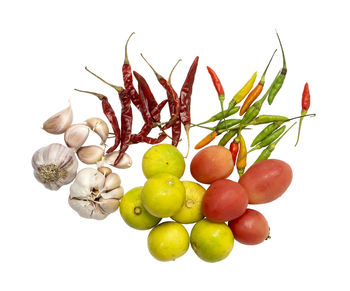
{"left": 239, "top": 159, "right": 293, "bottom": 204}
{"left": 228, "top": 209, "right": 269, "bottom": 245}
{"left": 201, "top": 179, "right": 248, "bottom": 223}
{"left": 190, "top": 146, "right": 233, "bottom": 184}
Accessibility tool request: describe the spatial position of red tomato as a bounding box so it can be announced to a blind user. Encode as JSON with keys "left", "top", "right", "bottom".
{"left": 201, "top": 179, "right": 248, "bottom": 223}
{"left": 228, "top": 209, "right": 269, "bottom": 245}
{"left": 239, "top": 159, "right": 293, "bottom": 204}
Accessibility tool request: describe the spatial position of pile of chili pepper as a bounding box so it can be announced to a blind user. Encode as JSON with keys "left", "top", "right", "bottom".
{"left": 74, "top": 33, "right": 199, "bottom": 165}
{"left": 193, "top": 32, "right": 315, "bottom": 176}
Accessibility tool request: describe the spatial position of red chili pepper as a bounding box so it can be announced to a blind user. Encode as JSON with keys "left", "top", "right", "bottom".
{"left": 229, "top": 141, "right": 239, "bottom": 166}
{"left": 141, "top": 54, "right": 180, "bottom": 130}
{"left": 207, "top": 66, "right": 225, "bottom": 97}
{"left": 122, "top": 32, "right": 140, "bottom": 110}
{"left": 74, "top": 89, "right": 121, "bottom": 152}
{"left": 295, "top": 82, "right": 310, "bottom": 146}
{"left": 302, "top": 82, "right": 310, "bottom": 111}
{"left": 180, "top": 56, "right": 199, "bottom": 156}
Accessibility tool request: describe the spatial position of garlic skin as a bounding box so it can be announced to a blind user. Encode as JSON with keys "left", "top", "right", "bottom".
{"left": 43, "top": 103, "right": 73, "bottom": 134}
{"left": 32, "top": 143, "right": 78, "bottom": 190}
{"left": 77, "top": 145, "right": 104, "bottom": 164}
{"left": 104, "top": 151, "right": 133, "bottom": 169}
{"left": 64, "top": 123, "right": 90, "bottom": 150}
{"left": 85, "top": 117, "right": 109, "bottom": 145}
{"left": 68, "top": 168, "right": 124, "bottom": 220}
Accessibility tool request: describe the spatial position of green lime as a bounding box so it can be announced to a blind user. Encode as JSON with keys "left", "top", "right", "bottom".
{"left": 142, "top": 144, "right": 185, "bottom": 179}
{"left": 190, "top": 219, "right": 234, "bottom": 262}
{"left": 171, "top": 181, "right": 205, "bottom": 224}
{"left": 142, "top": 173, "right": 185, "bottom": 218}
{"left": 119, "top": 187, "right": 161, "bottom": 230}
{"left": 148, "top": 221, "right": 189, "bottom": 261}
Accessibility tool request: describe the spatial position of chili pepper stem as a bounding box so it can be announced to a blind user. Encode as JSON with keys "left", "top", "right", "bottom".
{"left": 124, "top": 32, "right": 135, "bottom": 65}
{"left": 260, "top": 49, "right": 277, "bottom": 85}
{"left": 140, "top": 54, "right": 162, "bottom": 80}
{"left": 85, "top": 67, "right": 123, "bottom": 93}
{"left": 295, "top": 109, "right": 308, "bottom": 146}
{"left": 74, "top": 88, "right": 104, "bottom": 100}
{"left": 276, "top": 30, "right": 287, "bottom": 72}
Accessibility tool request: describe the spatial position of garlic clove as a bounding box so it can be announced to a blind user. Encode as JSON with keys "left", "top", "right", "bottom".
{"left": 64, "top": 123, "right": 90, "bottom": 150}
{"left": 98, "top": 198, "right": 120, "bottom": 214}
{"left": 98, "top": 166, "right": 112, "bottom": 177}
{"left": 85, "top": 117, "right": 109, "bottom": 145}
{"left": 68, "top": 198, "right": 108, "bottom": 220}
{"left": 101, "top": 186, "right": 124, "bottom": 200}
{"left": 43, "top": 103, "right": 73, "bottom": 134}
{"left": 103, "top": 173, "right": 121, "bottom": 191}
{"left": 32, "top": 143, "right": 78, "bottom": 190}
{"left": 104, "top": 151, "right": 132, "bottom": 169}
{"left": 77, "top": 145, "right": 104, "bottom": 164}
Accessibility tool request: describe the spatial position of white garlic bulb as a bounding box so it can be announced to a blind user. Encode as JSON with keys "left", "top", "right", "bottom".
{"left": 32, "top": 143, "right": 78, "bottom": 190}
{"left": 103, "top": 151, "right": 132, "bottom": 169}
{"left": 42, "top": 103, "right": 73, "bottom": 134}
{"left": 85, "top": 117, "right": 109, "bottom": 145}
{"left": 68, "top": 168, "right": 124, "bottom": 220}
{"left": 64, "top": 123, "right": 90, "bottom": 150}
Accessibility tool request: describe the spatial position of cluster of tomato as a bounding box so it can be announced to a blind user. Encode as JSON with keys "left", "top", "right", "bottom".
{"left": 190, "top": 145, "right": 292, "bottom": 245}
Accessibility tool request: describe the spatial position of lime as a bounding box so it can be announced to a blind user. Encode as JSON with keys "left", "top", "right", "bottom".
{"left": 142, "top": 144, "right": 185, "bottom": 179}
{"left": 190, "top": 219, "right": 234, "bottom": 262}
{"left": 148, "top": 221, "right": 189, "bottom": 261}
{"left": 171, "top": 181, "right": 205, "bottom": 224}
{"left": 142, "top": 173, "right": 185, "bottom": 218}
{"left": 119, "top": 187, "right": 161, "bottom": 230}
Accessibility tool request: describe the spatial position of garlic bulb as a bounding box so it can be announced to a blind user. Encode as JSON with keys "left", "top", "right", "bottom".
{"left": 104, "top": 151, "right": 132, "bottom": 169}
{"left": 85, "top": 117, "right": 109, "bottom": 145}
{"left": 43, "top": 103, "right": 73, "bottom": 134}
{"left": 77, "top": 145, "right": 104, "bottom": 164}
{"left": 32, "top": 143, "right": 78, "bottom": 190}
{"left": 64, "top": 123, "right": 90, "bottom": 150}
{"left": 68, "top": 168, "right": 124, "bottom": 220}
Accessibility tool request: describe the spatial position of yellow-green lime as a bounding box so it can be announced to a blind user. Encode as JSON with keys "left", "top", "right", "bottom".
{"left": 142, "top": 144, "right": 185, "bottom": 179}
{"left": 119, "top": 187, "right": 161, "bottom": 230}
{"left": 148, "top": 221, "right": 189, "bottom": 261}
{"left": 142, "top": 173, "right": 185, "bottom": 218}
{"left": 190, "top": 219, "right": 234, "bottom": 262}
{"left": 171, "top": 181, "right": 205, "bottom": 224}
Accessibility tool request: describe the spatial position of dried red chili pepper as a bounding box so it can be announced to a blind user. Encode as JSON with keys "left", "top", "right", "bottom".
{"left": 180, "top": 56, "right": 199, "bottom": 156}
{"left": 74, "top": 89, "right": 121, "bottom": 152}
{"left": 122, "top": 32, "right": 140, "bottom": 110}
{"left": 167, "top": 59, "right": 182, "bottom": 147}
{"left": 141, "top": 54, "right": 180, "bottom": 130}
{"left": 295, "top": 82, "right": 310, "bottom": 146}
{"left": 132, "top": 71, "right": 159, "bottom": 121}
{"left": 85, "top": 67, "right": 132, "bottom": 164}
{"left": 130, "top": 132, "right": 167, "bottom": 144}
{"left": 229, "top": 141, "right": 239, "bottom": 166}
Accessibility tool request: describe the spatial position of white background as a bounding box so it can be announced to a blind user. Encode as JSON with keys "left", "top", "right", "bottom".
{"left": 1, "top": 0, "right": 349, "bottom": 290}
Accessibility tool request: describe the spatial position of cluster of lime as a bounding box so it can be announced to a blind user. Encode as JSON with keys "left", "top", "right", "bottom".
{"left": 119, "top": 144, "right": 233, "bottom": 262}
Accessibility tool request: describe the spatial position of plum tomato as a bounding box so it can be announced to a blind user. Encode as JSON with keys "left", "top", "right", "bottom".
{"left": 190, "top": 145, "right": 233, "bottom": 184}
{"left": 228, "top": 209, "right": 269, "bottom": 245}
{"left": 239, "top": 159, "right": 293, "bottom": 204}
{"left": 201, "top": 179, "right": 248, "bottom": 223}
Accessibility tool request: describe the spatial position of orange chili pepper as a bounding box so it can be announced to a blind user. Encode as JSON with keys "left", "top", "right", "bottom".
{"left": 240, "top": 50, "right": 277, "bottom": 116}
{"left": 194, "top": 131, "right": 218, "bottom": 149}
{"left": 236, "top": 133, "right": 247, "bottom": 177}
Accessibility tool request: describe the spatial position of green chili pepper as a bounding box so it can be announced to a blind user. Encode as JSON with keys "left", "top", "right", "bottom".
{"left": 249, "top": 126, "right": 286, "bottom": 153}
{"left": 254, "top": 122, "right": 296, "bottom": 164}
{"left": 250, "top": 115, "right": 288, "bottom": 125}
{"left": 193, "top": 106, "right": 240, "bottom": 127}
{"left": 268, "top": 32, "right": 287, "bottom": 105}
{"left": 218, "top": 129, "right": 238, "bottom": 146}
{"left": 216, "top": 119, "right": 241, "bottom": 130}
{"left": 251, "top": 120, "right": 285, "bottom": 147}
